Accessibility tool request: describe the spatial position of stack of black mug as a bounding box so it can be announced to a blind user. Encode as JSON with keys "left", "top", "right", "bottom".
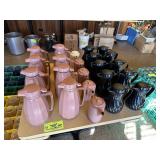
{"left": 82, "top": 45, "right": 154, "bottom": 113}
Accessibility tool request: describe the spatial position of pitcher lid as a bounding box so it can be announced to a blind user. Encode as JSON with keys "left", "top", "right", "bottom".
{"left": 52, "top": 54, "right": 67, "bottom": 61}
{"left": 78, "top": 67, "right": 89, "bottom": 76}
{"left": 30, "top": 45, "right": 41, "bottom": 50}
{"left": 94, "top": 59, "right": 106, "bottom": 66}
{"left": 82, "top": 80, "right": 96, "bottom": 90}
{"left": 61, "top": 76, "right": 77, "bottom": 88}
{"left": 101, "top": 69, "right": 114, "bottom": 75}
{"left": 18, "top": 84, "right": 40, "bottom": 97}
{"left": 21, "top": 66, "right": 39, "bottom": 77}
{"left": 25, "top": 54, "right": 42, "bottom": 63}
{"left": 74, "top": 58, "right": 84, "bottom": 65}
{"left": 91, "top": 96, "right": 105, "bottom": 107}
{"left": 52, "top": 43, "right": 65, "bottom": 49}
{"left": 55, "top": 63, "right": 70, "bottom": 72}
{"left": 70, "top": 51, "right": 80, "bottom": 57}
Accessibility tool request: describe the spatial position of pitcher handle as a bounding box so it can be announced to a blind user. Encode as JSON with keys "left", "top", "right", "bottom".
{"left": 41, "top": 91, "right": 54, "bottom": 111}
{"left": 78, "top": 86, "right": 86, "bottom": 107}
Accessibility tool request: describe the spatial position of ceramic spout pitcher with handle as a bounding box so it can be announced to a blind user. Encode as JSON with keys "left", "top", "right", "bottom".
{"left": 20, "top": 66, "right": 49, "bottom": 91}
{"left": 125, "top": 82, "right": 154, "bottom": 110}
{"left": 58, "top": 76, "right": 86, "bottom": 119}
{"left": 54, "top": 63, "right": 74, "bottom": 97}
{"left": 88, "top": 96, "right": 105, "bottom": 123}
{"left": 18, "top": 84, "right": 54, "bottom": 126}
{"left": 27, "top": 45, "right": 48, "bottom": 56}
{"left": 82, "top": 80, "right": 96, "bottom": 102}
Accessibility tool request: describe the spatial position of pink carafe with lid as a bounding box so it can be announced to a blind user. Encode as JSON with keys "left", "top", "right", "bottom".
{"left": 52, "top": 44, "right": 68, "bottom": 54}
{"left": 88, "top": 96, "right": 105, "bottom": 123}
{"left": 20, "top": 66, "right": 49, "bottom": 91}
{"left": 25, "top": 54, "right": 46, "bottom": 72}
{"left": 27, "top": 45, "right": 48, "bottom": 56}
{"left": 82, "top": 80, "right": 96, "bottom": 102}
{"left": 18, "top": 84, "right": 54, "bottom": 126}
{"left": 53, "top": 63, "right": 74, "bottom": 97}
{"left": 58, "top": 76, "right": 86, "bottom": 119}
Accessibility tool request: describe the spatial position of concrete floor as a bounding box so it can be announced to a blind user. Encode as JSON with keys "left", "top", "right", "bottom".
{"left": 4, "top": 41, "right": 156, "bottom": 140}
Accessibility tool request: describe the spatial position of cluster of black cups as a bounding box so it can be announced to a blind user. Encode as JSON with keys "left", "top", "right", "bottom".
{"left": 82, "top": 45, "right": 154, "bottom": 113}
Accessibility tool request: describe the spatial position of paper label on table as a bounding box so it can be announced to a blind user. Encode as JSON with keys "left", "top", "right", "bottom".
{"left": 44, "top": 120, "right": 64, "bottom": 133}
{"left": 31, "top": 39, "right": 37, "bottom": 43}
{"left": 148, "top": 73, "right": 156, "bottom": 77}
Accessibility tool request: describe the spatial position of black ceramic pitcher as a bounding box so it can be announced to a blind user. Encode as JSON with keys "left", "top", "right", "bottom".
{"left": 96, "top": 69, "right": 115, "bottom": 96}
{"left": 125, "top": 82, "right": 154, "bottom": 110}
{"left": 104, "top": 83, "right": 126, "bottom": 113}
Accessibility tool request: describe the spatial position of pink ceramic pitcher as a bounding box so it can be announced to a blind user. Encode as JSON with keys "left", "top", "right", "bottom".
{"left": 25, "top": 54, "right": 46, "bottom": 72}
{"left": 54, "top": 63, "right": 74, "bottom": 97}
{"left": 52, "top": 44, "right": 68, "bottom": 54}
{"left": 27, "top": 45, "right": 48, "bottom": 56}
{"left": 18, "top": 84, "right": 54, "bottom": 126}
{"left": 88, "top": 96, "right": 105, "bottom": 123}
{"left": 82, "top": 80, "right": 96, "bottom": 102}
{"left": 20, "top": 66, "right": 49, "bottom": 91}
{"left": 58, "top": 76, "right": 86, "bottom": 119}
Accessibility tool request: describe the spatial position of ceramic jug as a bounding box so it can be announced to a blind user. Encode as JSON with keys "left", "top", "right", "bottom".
{"left": 20, "top": 66, "right": 49, "bottom": 91}
{"left": 82, "top": 80, "right": 96, "bottom": 102}
{"left": 54, "top": 63, "right": 74, "bottom": 97}
{"left": 27, "top": 45, "right": 48, "bottom": 56}
{"left": 104, "top": 83, "right": 126, "bottom": 113}
{"left": 96, "top": 69, "right": 115, "bottom": 96}
{"left": 88, "top": 96, "right": 105, "bottom": 123}
{"left": 77, "top": 67, "right": 89, "bottom": 83}
{"left": 73, "top": 58, "right": 84, "bottom": 72}
{"left": 52, "top": 43, "right": 68, "bottom": 54}
{"left": 18, "top": 84, "right": 54, "bottom": 126}
{"left": 125, "top": 82, "right": 154, "bottom": 110}
{"left": 58, "top": 76, "right": 86, "bottom": 119}
{"left": 25, "top": 54, "right": 46, "bottom": 72}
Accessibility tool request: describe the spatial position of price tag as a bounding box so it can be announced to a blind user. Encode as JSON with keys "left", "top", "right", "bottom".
{"left": 148, "top": 73, "right": 156, "bottom": 77}
{"left": 31, "top": 39, "right": 37, "bottom": 43}
{"left": 44, "top": 120, "right": 64, "bottom": 133}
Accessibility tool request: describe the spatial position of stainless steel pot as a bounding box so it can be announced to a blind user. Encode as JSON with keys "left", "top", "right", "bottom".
{"left": 24, "top": 34, "right": 41, "bottom": 48}
{"left": 5, "top": 32, "right": 25, "bottom": 55}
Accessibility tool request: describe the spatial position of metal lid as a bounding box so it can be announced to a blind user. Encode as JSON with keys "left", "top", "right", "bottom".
{"left": 78, "top": 68, "right": 89, "bottom": 76}
{"left": 94, "top": 59, "right": 106, "bottom": 66}
{"left": 112, "top": 83, "right": 125, "bottom": 94}
{"left": 101, "top": 69, "right": 114, "bottom": 75}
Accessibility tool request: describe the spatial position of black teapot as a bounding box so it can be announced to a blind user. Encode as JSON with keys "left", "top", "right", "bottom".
{"left": 125, "top": 82, "right": 154, "bottom": 110}
{"left": 104, "top": 83, "right": 126, "bottom": 113}
{"left": 101, "top": 49, "right": 118, "bottom": 63}
{"left": 96, "top": 69, "right": 115, "bottom": 96}
{"left": 97, "top": 46, "right": 109, "bottom": 54}
{"left": 89, "top": 59, "right": 109, "bottom": 81}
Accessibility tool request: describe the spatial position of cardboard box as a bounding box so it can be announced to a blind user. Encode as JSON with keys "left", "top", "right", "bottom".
{"left": 64, "top": 34, "right": 78, "bottom": 51}
{"left": 135, "top": 36, "right": 155, "bottom": 54}
{"left": 94, "top": 34, "right": 115, "bottom": 49}
{"left": 100, "top": 27, "right": 115, "bottom": 36}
